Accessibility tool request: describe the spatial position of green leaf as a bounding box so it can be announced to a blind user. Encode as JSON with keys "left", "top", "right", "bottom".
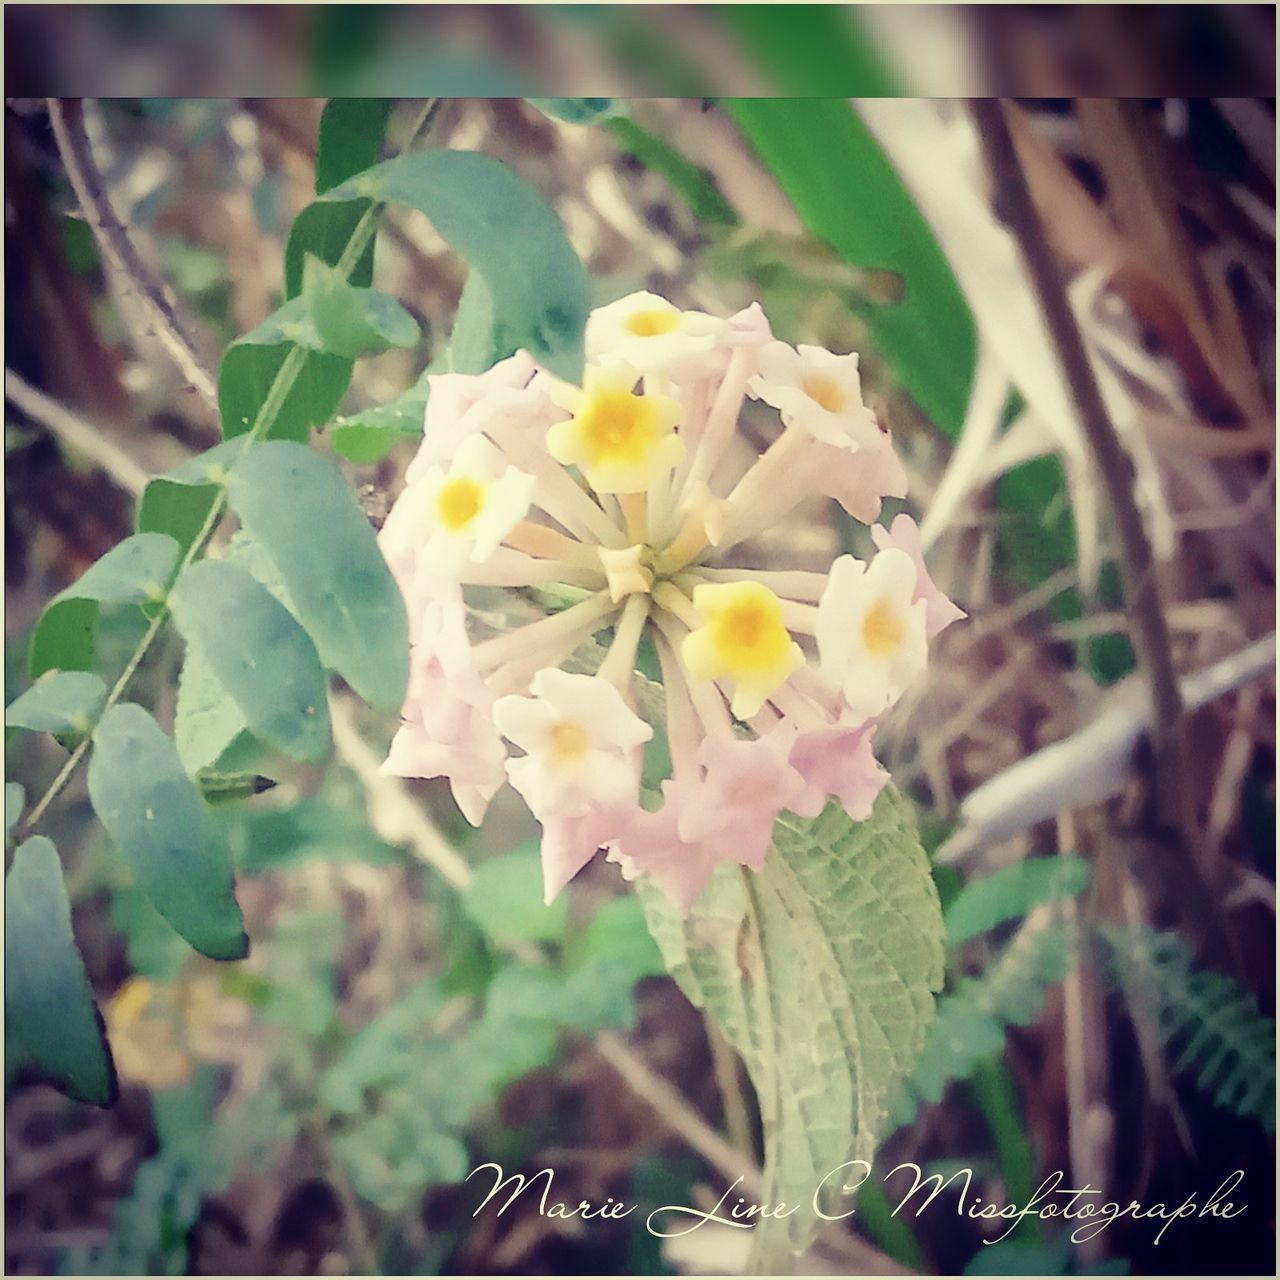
{"left": 302, "top": 255, "right": 420, "bottom": 359}
{"left": 315, "top": 98, "right": 392, "bottom": 195}
{"left": 218, "top": 310, "right": 353, "bottom": 444}
{"left": 527, "top": 97, "right": 623, "bottom": 125}
{"left": 896, "top": 922, "right": 1074, "bottom": 1125}
{"left": 722, "top": 6, "right": 902, "bottom": 96}
{"left": 169, "top": 559, "right": 331, "bottom": 762}
{"left": 726, "top": 99, "right": 975, "bottom": 436}
{"left": 137, "top": 479, "right": 218, "bottom": 560}
{"left": 945, "top": 855, "right": 1091, "bottom": 947}
{"left": 29, "top": 532, "right": 180, "bottom": 677}
{"left": 6, "top": 671, "right": 107, "bottom": 736}
{"left": 330, "top": 423, "right": 401, "bottom": 464}
{"left": 174, "top": 641, "right": 247, "bottom": 776}
{"left": 110, "top": 883, "right": 190, "bottom": 982}
{"left": 640, "top": 787, "right": 944, "bottom": 1265}
{"left": 448, "top": 271, "right": 500, "bottom": 373}
{"left": 283, "top": 98, "right": 391, "bottom": 298}
{"left": 462, "top": 845, "right": 569, "bottom": 945}
{"left": 1098, "top": 924, "right": 1275, "bottom": 1131}
{"left": 226, "top": 441, "right": 409, "bottom": 712}
{"left": 196, "top": 770, "right": 277, "bottom": 805}
{"left": 5, "top": 836, "right": 117, "bottom": 1105}
{"left": 569, "top": 895, "right": 665, "bottom": 979}
{"left": 321, "top": 149, "right": 590, "bottom": 381}
{"left": 6, "top": 782, "right": 25, "bottom": 837}
{"left": 607, "top": 116, "right": 740, "bottom": 226}
{"left": 88, "top": 704, "right": 248, "bottom": 960}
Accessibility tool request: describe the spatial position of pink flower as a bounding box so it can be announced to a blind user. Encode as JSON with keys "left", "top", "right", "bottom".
{"left": 788, "top": 721, "right": 889, "bottom": 821}
{"left": 678, "top": 728, "right": 805, "bottom": 872}
{"left": 808, "top": 432, "right": 909, "bottom": 525}
{"left": 382, "top": 599, "right": 507, "bottom": 826}
{"left": 871, "top": 513, "right": 966, "bottom": 639}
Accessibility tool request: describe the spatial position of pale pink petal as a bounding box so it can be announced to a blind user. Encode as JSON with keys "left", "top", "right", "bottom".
{"left": 788, "top": 722, "right": 889, "bottom": 822}
{"left": 871, "top": 513, "right": 967, "bottom": 639}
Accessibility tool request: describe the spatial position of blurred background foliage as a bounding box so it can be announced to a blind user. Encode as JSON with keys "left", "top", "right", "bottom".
{"left": 3, "top": 35, "right": 1276, "bottom": 1280}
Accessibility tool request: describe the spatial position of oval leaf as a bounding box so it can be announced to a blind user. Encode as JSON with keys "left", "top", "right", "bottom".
{"left": 6, "top": 671, "right": 108, "bottom": 736}
{"left": 639, "top": 787, "right": 945, "bottom": 1267}
{"left": 5, "top": 836, "right": 117, "bottom": 1106}
{"left": 169, "top": 559, "right": 331, "bottom": 762}
{"left": 320, "top": 150, "right": 589, "bottom": 381}
{"left": 136, "top": 439, "right": 251, "bottom": 561}
{"left": 6, "top": 782, "right": 25, "bottom": 837}
{"left": 226, "top": 441, "right": 408, "bottom": 712}
{"left": 88, "top": 704, "right": 247, "bottom": 960}
{"left": 944, "top": 854, "right": 1092, "bottom": 947}
{"left": 29, "top": 532, "right": 180, "bottom": 677}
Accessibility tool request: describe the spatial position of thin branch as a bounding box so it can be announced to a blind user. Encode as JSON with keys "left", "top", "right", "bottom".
{"left": 5, "top": 369, "right": 148, "bottom": 497}
{"left": 972, "top": 100, "right": 1238, "bottom": 960}
{"left": 46, "top": 98, "right": 220, "bottom": 414}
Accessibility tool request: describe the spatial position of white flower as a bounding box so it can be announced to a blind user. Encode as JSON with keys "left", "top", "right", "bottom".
{"left": 586, "top": 290, "right": 726, "bottom": 378}
{"left": 493, "top": 668, "right": 652, "bottom": 819}
{"left": 816, "top": 547, "right": 928, "bottom": 720}
{"left": 415, "top": 435, "right": 535, "bottom": 570}
{"left": 749, "top": 340, "right": 881, "bottom": 451}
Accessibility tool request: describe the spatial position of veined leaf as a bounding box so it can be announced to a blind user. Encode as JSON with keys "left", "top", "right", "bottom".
{"left": 6, "top": 671, "right": 107, "bottom": 737}
{"left": 169, "top": 559, "right": 331, "bottom": 762}
{"left": 29, "top": 532, "right": 180, "bottom": 677}
{"left": 5, "top": 836, "right": 117, "bottom": 1106}
{"left": 640, "top": 787, "right": 944, "bottom": 1265}
{"left": 726, "top": 99, "right": 975, "bottom": 437}
{"left": 226, "top": 441, "right": 409, "bottom": 712}
{"left": 945, "top": 854, "right": 1091, "bottom": 947}
{"left": 301, "top": 255, "right": 420, "bottom": 359}
{"left": 320, "top": 149, "right": 590, "bottom": 381}
{"left": 88, "top": 704, "right": 247, "bottom": 961}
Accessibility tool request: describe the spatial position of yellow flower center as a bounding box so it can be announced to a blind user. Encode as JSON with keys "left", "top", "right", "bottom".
{"left": 626, "top": 308, "right": 680, "bottom": 337}
{"left": 681, "top": 581, "right": 803, "bottom": 719}
{"left": 548, "top": 720, "right": 590, "bottom": 765}
{"left": 547, "top": 372, "right": 684, "bottom": 495}
{"left": 861, "top": 598, "right": 905, "bottom": 657}
{"left": 803, "top": 375, "right": 847, "bottom": 414}
{"left": 436, "top": 476, "right": 485, "bottom": 532}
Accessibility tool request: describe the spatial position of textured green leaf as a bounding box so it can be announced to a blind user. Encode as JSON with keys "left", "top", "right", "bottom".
{"left": 1098, "top": 924, "right": 1275, "bottom": 1131}
{"left": 5, "top": 836, "right": 117, "bottom": 1105}
{"left": 283, "top": 98, "right": 391, "bottom": 298}
{"left": 640, "top": 787, "right": 944, "bottom": 1264}
{"left": 88, "top": 704, "right": 247, "bottom": 960}
{"left": 174, "top": 641, "right": 247, "bottom": 776}
{"left": 6, "top": 671, "right": 107, "bottom": 736}
{"left": 945, "top": 855, "right": 1091, "bottom": 947}
{"left": 29, "top": 533, "right": 181, "bottom": 677}
{"left": 726, "top": 99, "right": 975, "bottom": 436}
{"left": 896, "top": 922, "right": 1073, "bottom": 1125}
{"left": 321, "top": 149, "right": 590, "bottom": 381}
{"left": 462, "top": 845, "right": 569, "bottom": 945}
{"left": 169, "top": 559, "right": 331, "bottom": 762}
{"left": 226, "top": 441, "right": 409, "bottom": 711}
{"left": 302, "top": 255, "right": 420, "bottom": 359}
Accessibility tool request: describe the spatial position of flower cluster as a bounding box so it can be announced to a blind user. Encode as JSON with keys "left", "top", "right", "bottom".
{"left": 379, "top": 292, "right": 963, "bottom": 913}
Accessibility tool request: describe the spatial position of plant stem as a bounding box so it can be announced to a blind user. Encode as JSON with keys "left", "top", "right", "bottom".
{"left": 16, "top": 107, "right": 389, "bottom": 848}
